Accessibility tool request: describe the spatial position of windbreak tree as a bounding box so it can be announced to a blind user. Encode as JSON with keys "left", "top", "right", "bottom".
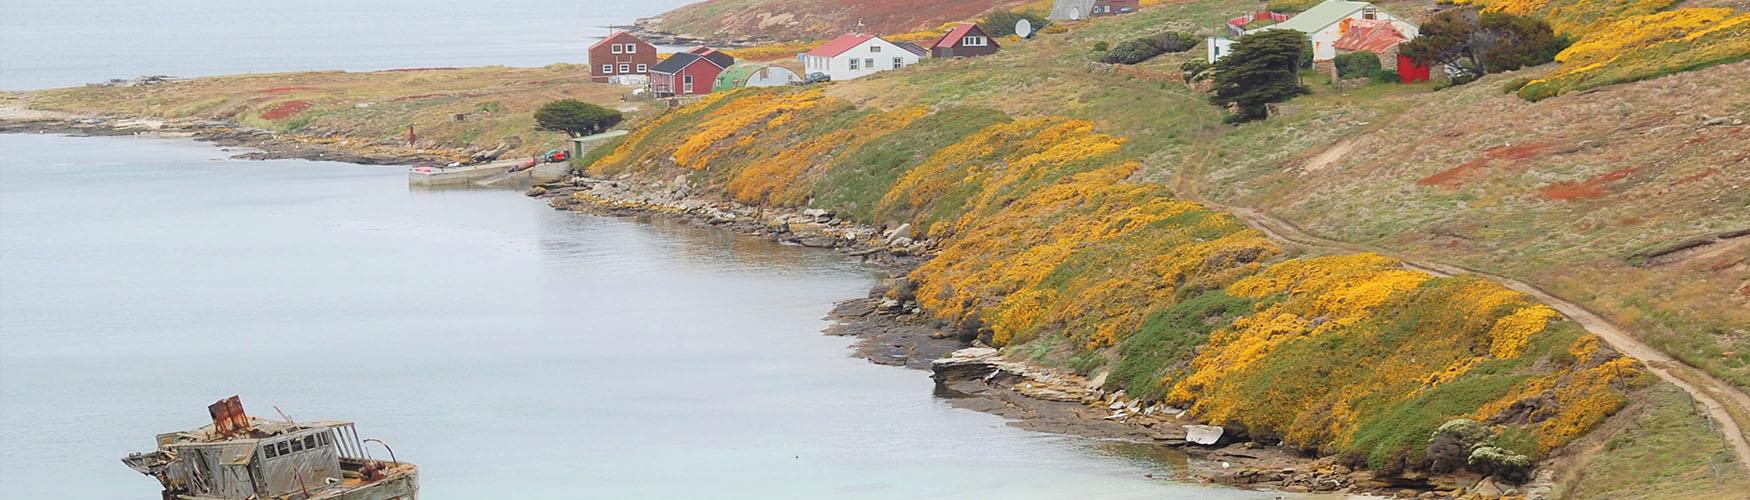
{"left": 1400, "top": 8, "right": 1564, "bottom": 77}
{"left": 1210, "top": 29, "right": 1308, "bottom": 123}
{"left": 535, "top": 99, "right": 623, "bottom": 137}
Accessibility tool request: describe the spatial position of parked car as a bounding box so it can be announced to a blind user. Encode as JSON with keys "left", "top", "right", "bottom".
{"left": 543, "top": 149, "right": 569, "bottom": 163}
{"left": 802, "top": 72, "right": 831, "bottom": 85}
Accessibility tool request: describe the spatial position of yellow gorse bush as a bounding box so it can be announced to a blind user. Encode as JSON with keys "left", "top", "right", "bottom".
{"left": 1454, "top": 0, "right": 1750, "bottom": 99}
{"left": 581, "top": 87, "right": 1639, "bottom": 468}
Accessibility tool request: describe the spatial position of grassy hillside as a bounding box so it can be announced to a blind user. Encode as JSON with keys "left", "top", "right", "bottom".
{"left": 813, "top": 0, "right": 1750, "bottom": 392}
{"left": 641, "top": 0, "right": 1034, "bottom": 42}
{"left": 20, "top": 65, "right": 637, "bottom": 158}
{"left": 580, "top": 0, "right": 1750, "bottom": 491}
{"left": 586, "top": 85, "right": 1649, "bottom": 476}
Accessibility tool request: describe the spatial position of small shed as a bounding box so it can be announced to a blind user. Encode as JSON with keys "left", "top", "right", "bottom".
{"left": 649, "top": 48, "right": 736, "bottom": 97}
{"left": 712, "top": 64, "right": 802, "bottom": 91}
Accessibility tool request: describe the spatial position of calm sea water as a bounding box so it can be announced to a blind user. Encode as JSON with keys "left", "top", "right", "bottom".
{"left": 1, "top": 1, "right": 1283, "bottom": 497}
{"left": 0, "top": 0, "right": 695, "bottom": 90}
{"left": 0, "top": 133, "right": 1282, "bottom": 499}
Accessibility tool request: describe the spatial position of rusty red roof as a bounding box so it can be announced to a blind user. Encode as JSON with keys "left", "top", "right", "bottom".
{"left": 805, "top": 33, "right": 876, "bottom": 57}
{"left": 935, "top": 23, "right": 978, "bottom": 49}
{"left": 1332, "top": 18, "right": 1408, "bottom": 53}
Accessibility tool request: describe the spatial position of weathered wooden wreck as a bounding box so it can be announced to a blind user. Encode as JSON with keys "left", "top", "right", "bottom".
{"left": 122, "top": 396, "right": 417, "bottom": 500}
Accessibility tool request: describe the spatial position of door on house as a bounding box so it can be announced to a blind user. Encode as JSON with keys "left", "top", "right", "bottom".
{"left": 684, "top": 75, "right": 694, "bottom": 94}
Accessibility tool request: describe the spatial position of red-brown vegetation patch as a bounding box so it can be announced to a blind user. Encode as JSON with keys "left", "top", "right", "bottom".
{"left": 259, "top": 85, "right": 318, "bottom": 94}
{"left": 1417, "top": 142, "right": 1553, "bottom": 188}
{"left": 1418, "top": 158, "right": 1490, "bottom": 188}
{"left": 259, "top": 100, "right": 312, "bottom": 120}
{"left": 1674, "top": 169, "right": 1716, "bottom": 185}
{"left": 1539, "top": 167, "right": 1639, "bottom": 201}
{"left": 390, "top": 92, "right": 485, "bottom": 102}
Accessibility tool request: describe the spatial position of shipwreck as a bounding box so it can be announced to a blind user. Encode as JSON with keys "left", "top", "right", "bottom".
{"left": 122, "top": 396, "right": 418, "bottom": 500}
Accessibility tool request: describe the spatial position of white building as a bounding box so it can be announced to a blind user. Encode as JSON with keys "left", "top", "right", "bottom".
{"left": 1207, "top": 0, "right": 1417, "bottom": 62}
{"left": 799, "top": 33, "right": 921, "bottom": 81}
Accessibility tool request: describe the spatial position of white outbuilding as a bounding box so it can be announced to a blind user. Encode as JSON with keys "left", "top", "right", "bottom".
{"left": 799, "top": 33, "right": 921, "bottom": 82}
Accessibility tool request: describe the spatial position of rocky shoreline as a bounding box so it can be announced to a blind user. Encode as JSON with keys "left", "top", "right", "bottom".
{"left": 0, "top": 106, "right": 460, "bottom": 165}
{"left": 525, "top": 175, "right": 1538, "bottom": 499}
{"left": 2, "top": 106, "right": 1533, "bottom": 498}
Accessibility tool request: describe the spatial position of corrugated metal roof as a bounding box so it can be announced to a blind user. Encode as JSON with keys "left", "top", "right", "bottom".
{"left": 805, "top": 33, "right": 876, "bottom": 57}
{"left": 1262, "top": 0, "right": 1369, "bottom": 34}
{"left": 896, "top": 42, "right": 929, "bottom": 57}
{"left": 1332, "top": 18, "right": 1407, "bottom": 53}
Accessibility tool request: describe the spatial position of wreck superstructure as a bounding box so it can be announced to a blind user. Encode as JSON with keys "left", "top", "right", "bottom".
{"left": 123, "top": 396, "right": 418, "bottom": 500}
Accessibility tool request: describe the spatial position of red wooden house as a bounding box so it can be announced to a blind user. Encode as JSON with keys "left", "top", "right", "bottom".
{"left": 931, "top": 23, "right": 1000, "bottom": 59}
{"left": 649, "top": 47, "right": 735, "bottom": 97}
{"left": 589, "top": 32, "right": 657, "bottom": 83}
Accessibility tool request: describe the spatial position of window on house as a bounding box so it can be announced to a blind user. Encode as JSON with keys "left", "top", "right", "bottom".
{"left": 683, "top": 75, "right": 693, "bottom": 93}
{"left": 619, "top": 63, "right": 629, "bottom": 73}
{"left": 965, "top": 36, "right": 987, "bottom": 47}
{"left": 305, "top": 435, "right": 318, "bottom": 450}
{"left": 318, "top": 433, "right": 329, "bottom": 446}
{"left": 601, "top": 64, "right": 613, "bottom": 74}
{"left": 892, "top": 57, "right": 903, "bottom": 68}
{"left": 849, "top": 58, "right": 859, "bottom": 70}
{"left": 870, "top": 45, "right": 881, "bottom": 53}
{"left": 264, "top": 444, "right": 278, "bottom": 459}
{"left": 290, "top": 438, "right": 305, "bottom": 452}
{"left": 626, "top": 44, "right": 636, "bottom": 53}
{"left": 864, "top": 58, "right": 874, "bottom": 69}
{"left": 611, "top": 44, "right": 623, "bottom": 54}
{"left": 636, "top": 64, "right": 647, "bottom": 73}
{"left": 277, "top": 441, "right": 290, "bottom": 456}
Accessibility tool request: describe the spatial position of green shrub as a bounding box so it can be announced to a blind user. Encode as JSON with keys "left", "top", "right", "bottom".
{"left": 1334, "top": 52, "right": 1383, "bottom": 79}
{"left": 1500, "top": 76, "right": 1533, "bottom": 94}
{"left": 983, "top": 11, "right": 1050, "bottom": 37}
{"left": 1426, "top": 419, "right": 1491, "bottom": 472}
{"left": 1093, "top": 41, "right": 1109, "bottom": 52}
{"left": 1102, "top": 31, "right": 1197, "bottom": 64}
{"left": 535, "top": 99, "right": 622, "bottom": 136}
{"left": 1181, "top": 59, "right": 1212, "bottom": 81}
{"left": 1373, "top": 69, "right": 1401, "bottom": 83}
{"left": 1469, "top": 446, "right": 1534, "bottom": 483}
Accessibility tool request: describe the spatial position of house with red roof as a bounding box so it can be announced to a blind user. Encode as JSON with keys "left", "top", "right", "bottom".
{"left": 799, "top": 33, "right": 921, "bottom": 82}
{"left": 931, "top": 23, "right": 1000, "bottom": 59}
{"left": 1331, "top": 17, "right": 1428, "bottom": 82}
{"left": 649, "top": 47, "right": 736, "bottom": 97}
{"left": 589, "top": 31, "right": 657, "bottom": 84}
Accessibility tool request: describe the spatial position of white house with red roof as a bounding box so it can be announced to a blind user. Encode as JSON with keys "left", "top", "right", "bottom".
{"left": 800, "top": 33, "right": 921, "bottom": 82}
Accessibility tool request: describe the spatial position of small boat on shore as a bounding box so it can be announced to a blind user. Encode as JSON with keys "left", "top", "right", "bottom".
{"left": 122, "top": 396, "right": 417, "bottom": 500}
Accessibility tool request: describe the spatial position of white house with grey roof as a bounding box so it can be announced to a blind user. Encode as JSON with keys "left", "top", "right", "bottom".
{"left": 1207, "top": 0, "right": 1417, "bottom": 62}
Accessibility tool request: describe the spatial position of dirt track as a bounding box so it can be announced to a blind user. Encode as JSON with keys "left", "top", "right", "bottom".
{"left": 1172, "top": 133, "right": 1750, "bottom": 474}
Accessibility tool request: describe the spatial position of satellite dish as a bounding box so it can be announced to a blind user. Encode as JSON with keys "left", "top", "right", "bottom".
{"left": 1016, "top": 19, "right": 1033, "bottom": 39}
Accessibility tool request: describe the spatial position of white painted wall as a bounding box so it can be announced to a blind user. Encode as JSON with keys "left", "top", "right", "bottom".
{"left": 1301, "top": 12, "right": 1417, "bottom": 61}
{"left": 803, "top": 37, "right": 920, "bottom": 81}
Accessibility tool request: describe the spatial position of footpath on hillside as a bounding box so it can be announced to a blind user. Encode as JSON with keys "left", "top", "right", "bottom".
{"left": 1171, "top": 133, "right": 1750, "bottom": 473}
